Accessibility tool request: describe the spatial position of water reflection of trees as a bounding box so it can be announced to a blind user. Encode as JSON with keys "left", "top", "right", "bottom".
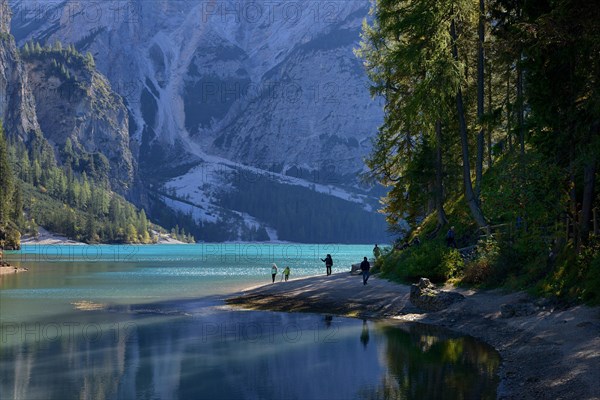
{"left": 1, "top": 312, "right": 500, "bottom": 400}
{"left": 358, "top": 323, "right": 500, "bottom": 400}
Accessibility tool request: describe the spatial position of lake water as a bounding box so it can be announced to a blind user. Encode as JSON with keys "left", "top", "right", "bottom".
{"left": 1, "top": 244, "right": 500, "bottom": 399}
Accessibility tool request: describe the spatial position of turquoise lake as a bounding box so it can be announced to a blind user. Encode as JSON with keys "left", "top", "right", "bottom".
{"left": 0, "top": 244, "right": 500, "bottom": 399}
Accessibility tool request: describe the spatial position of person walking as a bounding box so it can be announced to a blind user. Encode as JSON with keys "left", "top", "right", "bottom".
{"left": 360, "top": 257, "right": 370, "bottom": 285}
{"left": 283, "top": 266, "right": 290, "bottom": 282}
{"left": 321, "top": 254, "right": 333, "bottom": 276}
{"left": 446, "top": 226, "right": 457, "bottom": 248}
{"left": 271, "top": 263, "right": 278, "bottom": 283}
{"left": 373, "top": 244, "right": 381, "bottom": 259}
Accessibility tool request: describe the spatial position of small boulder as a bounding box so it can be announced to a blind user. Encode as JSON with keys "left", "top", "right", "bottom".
{"left": 410, "top": 278, "right": 464, "bottom": 311}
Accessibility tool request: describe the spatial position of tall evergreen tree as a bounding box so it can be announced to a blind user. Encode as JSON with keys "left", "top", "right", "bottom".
{"left": 358, "top": 0, "right": 487, "bottom": 229}
{"left": 0, "top": 122, "right": 14, "bottom": 226}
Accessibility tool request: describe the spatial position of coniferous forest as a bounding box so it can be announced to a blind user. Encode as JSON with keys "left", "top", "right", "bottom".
{"left": 357, "top": 0, "right": 599, "bottom": 303}
{"left": 0, "top": 40, "right": 195, "bottom": 247}
{"left": 0, "top": 122, "right": 194, "bottom": 247}
{"left": 1, "top": 123, "right": 172, "bottom": 247}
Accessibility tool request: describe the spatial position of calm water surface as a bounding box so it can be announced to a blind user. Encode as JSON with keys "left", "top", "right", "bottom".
{"left": 0, "top": 244, "right": 500, "bottom": 399}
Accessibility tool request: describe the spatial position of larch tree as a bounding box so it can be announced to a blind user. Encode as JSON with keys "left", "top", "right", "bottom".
{"left": 358, "top": 0, "right": 488, "bottom": 230}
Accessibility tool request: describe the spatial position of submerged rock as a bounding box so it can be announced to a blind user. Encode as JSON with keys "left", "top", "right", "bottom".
{"left": 409, "top": 278, "right": 464, "bottom": 312}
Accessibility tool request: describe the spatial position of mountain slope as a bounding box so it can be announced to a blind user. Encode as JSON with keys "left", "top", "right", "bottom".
{"left": 0, "top": 0, "right": 169, "bottom": 245}
{"left": 8, "top": 0, "right": 388, "bottom": 242}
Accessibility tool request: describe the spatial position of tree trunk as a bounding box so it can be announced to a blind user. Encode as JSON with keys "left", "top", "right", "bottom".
{"left": 475, "top": 0, "right": 485, "bottom": 200}
{"left": 506, "top": 64, "right": 512, "bottom": 152}
{"left": 581, "top": 157, "right": 597, "bottom": 243}
{"left": 580, "top": 120, "right": 599, "bottom": 243}
{"left": 569, "top": 169, "right": 580, "bottom": 251}
{"left": 451, "top": 19, "right": 488, "bottom": 229}
{"left": 487, "top": 56, "right": 493, "bottom": 168}
{"left": 517, "top": 57, "right": 525, "bottom": 155}
{"left": 435, "top": 120, "right": 449, "bottom": 227}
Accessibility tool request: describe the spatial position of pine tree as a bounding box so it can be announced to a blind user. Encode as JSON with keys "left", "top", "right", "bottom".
{"left": 85, "top": 52, "right": 95, "bottom": 68}
{"left": 12, "top": 184, "right": 24, "bottom": 228}
{"left": 32, "top": 159, "right": 42, "bottom": 186}
{"left": 80, "top": 174, "right": 91, "bottom": 209}
{"left": 126, "top": 224, "right": 138, "bottom": 243}
{"left": 19, "top": 148, "right": 31, "bottom": 183}
{"left": 138, "top": 209, "right": 149, "bottom": 238}
{"left": 62, "top": 137, "right": 74, "bottom": 166}
{"left": 85, "top": 212, "right": 98, "bottom": 243}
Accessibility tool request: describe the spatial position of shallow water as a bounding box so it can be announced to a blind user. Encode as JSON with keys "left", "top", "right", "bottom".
{"left": 0, "top": 245, "right": 500, "bottom": 399}
{"left": 1, "top": 244, "right": 372, "bottom": 321}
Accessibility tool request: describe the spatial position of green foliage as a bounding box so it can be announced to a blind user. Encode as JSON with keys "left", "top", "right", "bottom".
{"left": 481, "top": 153, "right": 562, "bottom": 228}
{"left": 381, "top": 241, "right": 461, "bottom": 283}
{"left": 2, "top": 126, "right": 161, "bottom": 244}
{"left": 0, "top": 125, "right": 23, "bottom": 250}
{"left": 21, "top": 40, "right": 95, "bottom": 88}
{"left": 582, "top": 253, "right": 600, "bottom": 305}
{"left": 463, "top": 236, "right": 500, "bottom": 285}
{"left": 442, "top": 248, "right": 465, "bottom": 279}
{"left": 85, "top": 52, "right": 95, "bottom": 68}
{"left": 541, "top": 238, "right": 600, "bottom": 304}
{"left": 358, "top": 0, "right": 600, "bottom": 303}
{"left": 0, "top": 123, "right": 14, "bottom": 226}
{"left": 0, "top": 221, "right": 21, "bottom": 250}
{"left": 483, "top": 231, "right": 549, "bottom": 289}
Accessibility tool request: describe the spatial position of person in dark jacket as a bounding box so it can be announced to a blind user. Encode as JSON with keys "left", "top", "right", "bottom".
{"left": 321, "top": 254, "right": 333, "bottom": 276}
{"left": 360, "top": 257, "right": 370, "bottom": 285}
{"left": 446, "top": 226, "right": 457, "bottom": 248}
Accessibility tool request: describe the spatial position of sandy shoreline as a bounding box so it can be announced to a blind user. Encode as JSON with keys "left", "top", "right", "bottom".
{"left": 0, "top": 265, "right": 28, "bottom": 275}
{"left": 19, "top": 227, "right": 187, "bottom": 245}
{"left": 227, "top": 273, "right": 600, "bottom": 400}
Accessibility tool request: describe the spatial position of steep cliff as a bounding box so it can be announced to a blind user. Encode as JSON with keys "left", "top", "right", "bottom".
{"left": 0, "top": 0, "right": 40, "bottom": 142}
{"left": 22, "top": 46, "right": 134, "bottom": 192}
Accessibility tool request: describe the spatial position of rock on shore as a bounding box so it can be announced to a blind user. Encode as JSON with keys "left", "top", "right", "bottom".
{"left": 409, "top": 277, "right": 465, "bottom": 311}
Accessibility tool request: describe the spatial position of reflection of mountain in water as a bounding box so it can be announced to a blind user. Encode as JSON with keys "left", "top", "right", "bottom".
{"left": 0, "top": 309, "right": 499, "bottom": 399}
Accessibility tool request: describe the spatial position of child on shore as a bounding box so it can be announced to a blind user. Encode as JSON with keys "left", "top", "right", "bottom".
{"left": 283, "top": 266, "right": 291, "bottom": 282}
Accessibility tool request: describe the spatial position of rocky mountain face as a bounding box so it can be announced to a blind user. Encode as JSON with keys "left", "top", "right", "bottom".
{"left": 1, "top": 0, "right": 133, "bottom": 193}
{"left": 6, "top": 0, "right": 388, "bottom": 242}
{"left": 22, "top": 48, "right": 134, "bottom": 192}
{"left": 0, "top": 0, "right": 39, "bottom": 143}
